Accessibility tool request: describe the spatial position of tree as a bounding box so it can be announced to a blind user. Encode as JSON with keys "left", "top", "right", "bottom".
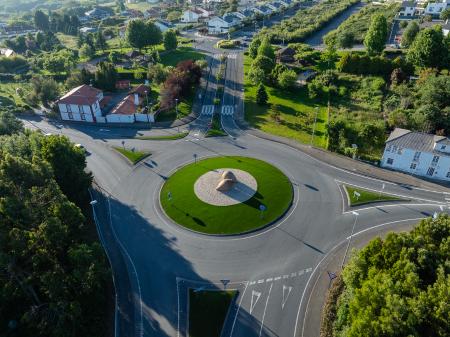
{"left": 402, "top": 21, "right": 420, "bottom": 47}
{"left": 249, "top": 37, "right": 261, "bottom": 58}
{"left": 95, "top": 62, "right": 117, "bottom": 92}
{"left": 257, "top": 38, "right": 275, "bottom": 62}
{"left": 364, "top": 14, "right": 388, "bottom": 55}
{"left": 251, "top": 55, "right": 275, "bottom": 76}
{"left": 109, "top": 50, "right": 120, "bottom": 63}
{"left": 94, "top": 30, "right": 107, "bottom": 52}
{"left": 147, "top": 63, "right": 168, "bottom": 84}
{"left": 256, "top": 83, "right": 268, "bottom": 105}
{"left": 146, "top": 21, "right": 163, "bottom": 49}
{"left": 29, "top": 75, "right": 59, "bottom": 106}
{"left": 167, "top": 11, "right": 181, "bottom": 22}
{"left": 277, "top": 69, "right": 297, "bottom": 89}
{"left": 0, "top": 111, "right": 24, "bottom": 135}
{"left": 407, "top": 27, "right": 448, "bottom": 69}
{"left": 248, "top": 66, "right": 265, "bottom": 85}
{"left": 440, "top": 8, "right": 450, "bottom": 20}
{"left": 34, "top": 10, "right": 49, "bottom": 31}
{"left": 163, "top": 29, "right": 177, "bottom": 51}
{"left": 337, "top": 31, "right": 354, "bottom": 49}
{"left": 126, "top": 19, "right": 149, "bottom": 51}
{"left": 79, "top": 43, "right": 95, "bottom": 59}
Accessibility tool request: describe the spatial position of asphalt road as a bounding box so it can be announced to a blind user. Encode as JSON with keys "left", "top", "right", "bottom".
{"left": 19, "top": 8, "right": 450, "bottom": 336}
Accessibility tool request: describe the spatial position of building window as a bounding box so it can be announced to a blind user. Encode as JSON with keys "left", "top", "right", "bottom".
{"left": 392, "top": 145, "right": 398, "bottom": 152}
{"left": 66, "top": 104, "right": 72, "bottom": 112}
{"left": 441, "top": 145, "right": 446, "bottom": 150}
{"left": 432, "top": 155, "right": 440, "bottom": 163}
{"left": 446, "top": 171, "right": 450, "bottom": 178}
{"left": 387, "top": 158, "right": 394, "bottom": 165}
{"left": 427, "top": 167, "right": 435, "bottom": 176}
{"left": 397, "top": 148, "right": 403, "bottom": 155}
{"left": 410, "top": 163, "right": 417, "bottom": 170}
{"left": 413, "top": 151, "right": 421, "bottom": 161}
{"left": 80, "top": 113, "right": 86, "bottom": 121}
{"left": 387, "top": 145, "right": 392, "bottom": 152}
{"left": 68, "top": 112, "right": 73, "bottom": 120}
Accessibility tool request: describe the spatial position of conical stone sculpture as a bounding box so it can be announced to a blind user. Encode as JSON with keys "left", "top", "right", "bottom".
{"left": 216, "top": 170, "right": 237, "bottom": 191}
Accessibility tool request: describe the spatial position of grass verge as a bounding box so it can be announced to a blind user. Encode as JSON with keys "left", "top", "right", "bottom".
{"left": 113, "top": 146, "right": 150, "bottom": 164}
{"left": 160, "top": 156, "right": 293, "bottom": 234}
{"left": 160, "top": 47, "right": 205, "bottom": 67}
{"left": 189, "top": 289, "right": 237, "bottom": 337}
{"left": 344, "top": 185, "right": 404, "bottom": 206}
{"left": 136, "top": 131, "right": 189, "bottom": 140}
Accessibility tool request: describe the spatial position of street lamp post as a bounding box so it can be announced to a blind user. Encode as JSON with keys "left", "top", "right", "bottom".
{"left": 175, "top": 98, "right": 179, "bottom": 133}
{"left": 310, "top": 107, "right": 318, "bottom": 146}
{"left": 341, "top": 211, "right": 359, "bottom": 269}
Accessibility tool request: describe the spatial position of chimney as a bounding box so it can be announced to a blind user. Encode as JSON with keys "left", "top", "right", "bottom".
{"left": 134, "top": 93, "right": 139, "bottom": 106}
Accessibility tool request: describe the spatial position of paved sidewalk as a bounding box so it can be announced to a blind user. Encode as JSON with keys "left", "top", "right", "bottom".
{"left": 301, "top": 222, "right": 415, "bottom": 337}
{"left": 237, "top": 121, "right": 450, "bottom": 192}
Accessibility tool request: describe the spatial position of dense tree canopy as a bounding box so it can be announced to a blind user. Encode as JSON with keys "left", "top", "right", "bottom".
{"left": 0, "top": 122, "right": 109, "bottom": 337}
{"left": 364, "top": 14, "right": 388, "bottom": 55}
{"left": 126, "top": 19, "right": 162, "bottom": 51}
{"left": 407, "top": 27, "right": 449, "bottom": 69}
{"left": 163, "top": 29, "right": 177, "bottom": 51}
{"left": 401, "top": 20, "right": 420, "bottom": 48}
{"left": 334, "top": 216, "right": 450, "bottom": 337}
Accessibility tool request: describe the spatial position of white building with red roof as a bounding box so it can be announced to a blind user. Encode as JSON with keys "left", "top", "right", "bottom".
{"left": 57, "top": 85, "right": 104, "bottom": 122}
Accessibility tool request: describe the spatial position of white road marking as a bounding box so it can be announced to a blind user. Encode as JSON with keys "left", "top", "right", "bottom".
{"left": 250, "top": 290, "right": 262, "bottom": 314}
{"left": 282, "top": 285, "right": 293, "bottom": 309}
{"left": 291, "top": 272, "right": 297, "bottom": 277}
{"left": 274, "top": 276, "right": 281, "bottom": 281}
{"left": 283, "top": 274, "right": 289, "bottom": 279}
{"left": 249, "top": 281, "right": 256, "bottom": 285}
{"left": 230, "top": 281, "right": 248, "bottom": 337}
{"left": 266, "top": 277, "right": 273, "bottom": 282}
{"left": 259, "top": 283, "right": 273, "bottom": 337}
{"left": 201, "top": 105, "right": 214, "bottom": 115}
{"left": 221, "top": 105, "right": 234, "bottom": 115}
{"left": 257, "top": 279, "right": 264, "bottom": 284}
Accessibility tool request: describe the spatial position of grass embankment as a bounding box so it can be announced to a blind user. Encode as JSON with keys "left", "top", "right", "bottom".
{"left": 243, "top": 55, "right": 328, "bottom": 147}
{"left": 161, "top": 156, "right": 293, "bottom": 234}
{"left": 344, "top": 185, "right": 404, "bottom": 206}
{"left": 325, "top": 2, "right": 401, "bottom": 44}
{"left": 205, "top": 114, "right": 227, "bottom": 137}
{"left": 113, "top": 146, "right": 151, "bottom": 164}
{"left": 136, "top": 131, "right": 189, "bottom": 140}
{"left": 189, "top": 289, "right": 237, "bottom": 337}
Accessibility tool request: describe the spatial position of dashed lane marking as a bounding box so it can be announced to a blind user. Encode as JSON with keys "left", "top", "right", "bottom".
{"left": 201, "top": 105, "right": 214, "bottom": 115}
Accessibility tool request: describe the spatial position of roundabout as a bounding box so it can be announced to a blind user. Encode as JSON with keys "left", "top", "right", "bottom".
{"left": 160, "top": 156, "right": 293, "bottom": 235}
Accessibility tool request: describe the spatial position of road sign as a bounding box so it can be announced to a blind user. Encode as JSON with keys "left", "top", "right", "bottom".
{"left": 193, "top": 153, "right": 198, "bottom": 164}
{"left": 259, "top": 204, "right": 266, "bottom": 219}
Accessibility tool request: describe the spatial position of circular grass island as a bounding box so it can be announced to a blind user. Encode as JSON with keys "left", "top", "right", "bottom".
{"left": 160, "top": 156, "right": 293, "bottom": 235}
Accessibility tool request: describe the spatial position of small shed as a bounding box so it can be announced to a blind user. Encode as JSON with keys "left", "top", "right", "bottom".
{"left": 276, "top": 47, "right": 296, "bottom": 63}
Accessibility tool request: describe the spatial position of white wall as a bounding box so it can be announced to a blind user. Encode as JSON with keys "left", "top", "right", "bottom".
{"left": 381, "top": 146, "right": 450, "bottom": 181}
{"left": 59, "top": 103, "right": 94, "bottom": 122}
{"left": 135, "top": 113, "right": 154, "bottom": 123}
{"left": 106, "top": 114, "right": 135, "bottom": 123}
{"left": 181, "top": 11, "right": 199, "bottom": 22}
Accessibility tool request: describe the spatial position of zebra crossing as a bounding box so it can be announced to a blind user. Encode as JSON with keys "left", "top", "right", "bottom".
{"left": 221, "top": 105, "right": 234, "bottom": 115}
{"left": 201, "top": 105, "right": 214, "bottom": 115}
{"left": 215, "top": 53, "right": 237, "bottom": 60}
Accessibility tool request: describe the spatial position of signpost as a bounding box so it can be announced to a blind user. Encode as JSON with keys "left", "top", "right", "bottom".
{"left": 121, "top": 140, "right": 125, "bottom": 149}
{"left": 193, "top": 153, "right": 197, "bottom": 164}
{"left": 259, "top": 204, "right": 267, "bottom": 219}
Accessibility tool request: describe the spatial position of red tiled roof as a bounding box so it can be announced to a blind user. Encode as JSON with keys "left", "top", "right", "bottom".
{"left": 110, "top": 94, "right": 143, "bottom": 115}
{"left": 129, "top": 84, "right": 150, "bottom": 96}
{"left": 57, "top": 85, "right": 102, "bottom": 106}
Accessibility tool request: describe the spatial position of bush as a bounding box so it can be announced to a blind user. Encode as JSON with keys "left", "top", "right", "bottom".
{"left": 0, "top": 56, "right": 28, "bottom": 73}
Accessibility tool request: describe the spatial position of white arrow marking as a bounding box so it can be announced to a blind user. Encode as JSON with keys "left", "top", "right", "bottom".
{"left": 250, "top": 290, "right": 261, "bottom": 314}
{"left": 282, "top": 285, "right": 292, "bottom": 309}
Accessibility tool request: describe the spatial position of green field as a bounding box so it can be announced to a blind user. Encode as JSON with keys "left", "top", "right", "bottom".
{"left": 344, "top": 185, "right": 404, "bottom": 206}
{"left": 189, "top": 290, "right": 236, "bottom": 337}
{"left": 160, "top": 156, "right": 293, "bottom": 234}
{"left": 160, "top": 47, "right": 205, "bottom": 67}
{"left": 113, "top": 146, "right": 150, "bottom": 164}
{"left": 243, "top": 55, "right": 328, "bottom": 148}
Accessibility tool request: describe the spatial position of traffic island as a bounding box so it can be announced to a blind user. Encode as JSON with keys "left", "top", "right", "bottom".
{"left": 160, "top": 156, "right": 293, "bottom": 235}
{"left": 344, "top": 185, "right": 405, "bottom": 207}
{"left": 189, "top": 289, "right": 237, "bottom": 337}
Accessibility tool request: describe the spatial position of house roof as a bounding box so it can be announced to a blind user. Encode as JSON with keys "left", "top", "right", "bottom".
{"left": 240, "top": 9, "right": 254, "bottom": 17}
{"left": 0, "top": 48, "right": 14, "bottom": 57}
{"left": 401, "top": 1, "right": 416, "bottom": 7}
{"left": 386, "top": 128, "right": 448, "bottom": 153}
{"left": 223, "top": 13, "right": 240, "bottom": 23}
{"left": 57, "top": 85, "right": 102, "bottom": 106}
{"left": 110, "top": 94, "right": 141, "bottom": 115}
{"left": 129, "top": 84, "right": 150, "bottom": 96}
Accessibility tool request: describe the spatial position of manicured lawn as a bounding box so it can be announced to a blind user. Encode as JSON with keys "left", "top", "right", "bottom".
{"left": 243, "top": 55, "right": 328, "bottom": 148}
{"left": 160, "top": 47, "right": 205, "bottom": 67}
{"left": 160, "top": 156, "right": 293, "bottom": 234}
{"left": 344, "top": 185, "right": 404, "bottom": 206}
{"left": 189, "top": 290, "right": 237, "bottom": 337}
{"left": 113, "top": 147, "right": 150, "bottom": 164}
{"left": 136, "top": 131, "right": 189, "bottom": 140}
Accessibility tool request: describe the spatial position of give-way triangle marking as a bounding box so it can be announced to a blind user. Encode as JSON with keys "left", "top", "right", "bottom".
{"left": 282, "top": 285, "right": 293, "bottom": 309}
{"left": 250, "top": 290, "right": 261, "bottom": 314}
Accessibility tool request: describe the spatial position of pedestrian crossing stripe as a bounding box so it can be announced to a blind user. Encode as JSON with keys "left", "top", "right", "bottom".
{"left": 228, "top": 53, "right": 237, "bottom": 59}
{"left": 201, "top": 105, "right": 214, "bottom": 115}
{"left": 221, "top": 105, "right": 234, "bottom": 115}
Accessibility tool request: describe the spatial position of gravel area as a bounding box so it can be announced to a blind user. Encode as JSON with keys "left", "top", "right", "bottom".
{"left": 194, "top": 168, "right": 258, "bottom": 206}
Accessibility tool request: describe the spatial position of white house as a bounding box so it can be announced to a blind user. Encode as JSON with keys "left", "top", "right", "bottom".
{"left": 424, "top": 0, "right": 450, "bottom": 15}
{"left": 399, "top": 1, "right": 418, "bottom": 16}
{"left": 0, "top": 48, "right": 15, "bottom": 57}
{"left": 380, "top": 128, "right": 450, "bottom": 181}
{"left": 208, "top": 16, "right": 231, "bottom": 34}
{"left": 58, "top": 85, "right": 104, "bottom": 123}
{"left": 181, "top": 9, "right": 201, "bottom": 23}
